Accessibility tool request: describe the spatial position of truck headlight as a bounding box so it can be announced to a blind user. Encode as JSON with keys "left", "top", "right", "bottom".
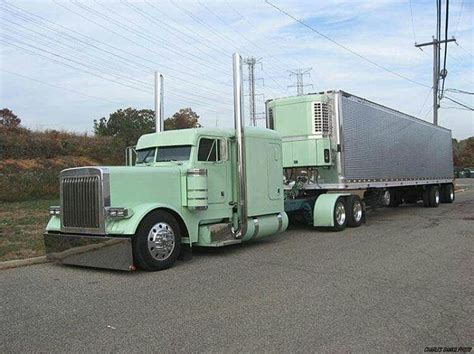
{"left": 106, "top": 207, "right": 129, "bottom": 218}
{"left": 49, "top": 206, "right": 61, "bottom": 216}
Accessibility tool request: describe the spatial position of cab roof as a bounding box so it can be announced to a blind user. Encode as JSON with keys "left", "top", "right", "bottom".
{"left": 136, "top": 127, "right": 281, "bottom": 150}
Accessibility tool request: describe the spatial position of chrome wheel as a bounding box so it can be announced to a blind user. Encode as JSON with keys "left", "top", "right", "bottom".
{"left": 335, "top": 202, "right": 346, "bottom": 225}
{"left": 352, "top": 200, "right": 363, "bottom": 223}
{"left": 383, "top": 190, "right": 391, "bottom": 206}
{"left": 450, "top": 190, "right": 454, "bottom": 201}
{"left": 435, "top": 190, "right": 440, "bottom": 204}
{"left": 147, "top": 222, "right": 175, "bottom": 261}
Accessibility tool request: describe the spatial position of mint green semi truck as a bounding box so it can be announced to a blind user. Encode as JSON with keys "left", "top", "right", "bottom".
{"left": 44, "top": 54, "right": 455, "bottom": 271}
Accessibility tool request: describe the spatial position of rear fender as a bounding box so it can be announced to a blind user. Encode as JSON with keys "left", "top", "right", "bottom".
{"left": 313, "top": 193, "right": 350, "bottom": 227}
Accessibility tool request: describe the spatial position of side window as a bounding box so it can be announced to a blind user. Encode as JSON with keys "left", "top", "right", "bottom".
{"left": 198, "top": 138, "right": 224, "bottom": 162}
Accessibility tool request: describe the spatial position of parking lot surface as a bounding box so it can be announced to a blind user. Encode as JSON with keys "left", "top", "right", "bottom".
{"left": 1, "top": 180, "right": 473, "bottom": 352}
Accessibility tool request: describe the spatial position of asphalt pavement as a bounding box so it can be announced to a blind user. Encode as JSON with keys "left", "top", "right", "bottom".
{"left": 1, "top": 180, "right": 473, "bottom": 352}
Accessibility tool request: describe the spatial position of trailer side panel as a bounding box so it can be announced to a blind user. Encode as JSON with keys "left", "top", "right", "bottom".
{"left": 339, "top": 93, "right": 453, "bottom": 181}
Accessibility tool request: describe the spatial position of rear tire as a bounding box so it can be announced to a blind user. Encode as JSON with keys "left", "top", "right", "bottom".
{"left": 133, "top": 210, "right": 181, "bottom": 271}
{"left": 440, "top": 183, "right": 455, "bottom": 203}
{"left": 332, "top": 197, "right": 347, "bottom": 231}
{"left": 383, "top": 189, "right": 400, "bottom": 208}
{"left": 423, "top": 185, "right": 440, "bottom": 208}
{"left": 346, "top": 195, "right": 364, "bottom": 227}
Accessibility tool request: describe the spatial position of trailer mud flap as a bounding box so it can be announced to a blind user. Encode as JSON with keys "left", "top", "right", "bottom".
{"left": 313, "top": 193, "right": 350, "bottom": 227}
{"left": 44, "top": 233, "right": 134, "bottom": 271}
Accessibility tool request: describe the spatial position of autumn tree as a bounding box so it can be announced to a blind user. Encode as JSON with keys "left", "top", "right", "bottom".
{"left": 94, "top": 108, "right": 155, "bottom": 146}
{"left": 0, "top": 108, "right": 21, "bottom": 128}
{"left": 164, "top": 108, "right": 201, "bottom": 130}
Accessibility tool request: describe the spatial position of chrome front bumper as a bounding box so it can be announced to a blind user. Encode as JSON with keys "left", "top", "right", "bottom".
{"left": 44, "top": 233, "right": 134, "bottom": 271}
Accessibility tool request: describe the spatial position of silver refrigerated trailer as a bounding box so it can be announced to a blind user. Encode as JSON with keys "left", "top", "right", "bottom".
{"left": 267, "top": 90, "right": 455, "bottom": 228}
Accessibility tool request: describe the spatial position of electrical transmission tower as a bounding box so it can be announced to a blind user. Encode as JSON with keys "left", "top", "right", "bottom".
{"left": 244, "top": 57, "right": 263, "bottom": 126}
{"left": 288, "top": 68, "right": 313, "bottom": 96}
{"left": 415, "top": 0, "right": 455, "bottom": 125}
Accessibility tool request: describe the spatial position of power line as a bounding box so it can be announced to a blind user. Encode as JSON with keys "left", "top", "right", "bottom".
{"left": 1, "top": 38, "right": 153, "bottom": 94}
{"left": 408, "top": 0, "right": 418, "bottom": 43}
{"left": 50, "top": 1, "right": 233, "bottom": 91}
{"left": 444, "top": 95, "right": 474, "bottom": 110}
{"left": 453, "top": 0, "right": 465, "bottom": 36}
{"left": 1, "top": 2, "right": 233, "bottom": 94}
{"left": 417, "top": 87, "right": 433, "bottom": 116}
{"left": 446, "top": 88, "right": 474, "bottom": 95}
{"left": 70, "top": 1, "right": 229, "bottom": 77}
{"left": 1, "top": 69, "right": 122, "bottom": 105}
{"left": 264, "top": 0, "right": 430, "bottom": 89}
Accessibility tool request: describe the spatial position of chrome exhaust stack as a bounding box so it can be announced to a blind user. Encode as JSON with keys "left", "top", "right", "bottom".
{"left": 232, "top": 53, "right": 247, "bottom": 239}
{"left": 154, "top": 71, "right": 164, "bottom": 132}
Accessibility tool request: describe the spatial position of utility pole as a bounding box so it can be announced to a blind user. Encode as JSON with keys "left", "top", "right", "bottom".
{"left": 243, "top": 57, "right": 262, "bottom": 126}
{"left": 415, "top": 1, "right": 456, "bottom": 126}
{"left": 288, "top": 68, "right": 313, "bottom": 96}
{"left": 416, "top": 37, "right": 456, "bottom": 126}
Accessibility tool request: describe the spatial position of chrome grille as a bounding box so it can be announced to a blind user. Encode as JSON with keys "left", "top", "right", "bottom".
{"left": 60, "top": 168, "right": 109, "bottom": 234}
{"left": 62, "top": 176, "right": 100, "bottom": 229}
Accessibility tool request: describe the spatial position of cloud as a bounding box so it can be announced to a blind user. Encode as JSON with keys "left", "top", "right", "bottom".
{"left": 0, "top": 0, "right": 472, "bottom": 138}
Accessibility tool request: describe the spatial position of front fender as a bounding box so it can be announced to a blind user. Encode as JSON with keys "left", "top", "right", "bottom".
{"left": 106, "top": 203, "right": 191, "bottom": 237}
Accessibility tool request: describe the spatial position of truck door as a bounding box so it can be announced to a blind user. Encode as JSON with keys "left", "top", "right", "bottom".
{"left": 196, "top": 137, "right": 230, "bottom": 206}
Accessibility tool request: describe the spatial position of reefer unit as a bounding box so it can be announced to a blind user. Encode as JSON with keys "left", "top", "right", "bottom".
{"left": 266, "top": 90, "right": 454, "bottom": 189}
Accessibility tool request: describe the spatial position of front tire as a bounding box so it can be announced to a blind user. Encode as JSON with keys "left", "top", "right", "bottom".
{"left": 133, "top": 210, "right": 181, "bottom": 271}
{"left": 332, "top": 197, "right": 347, "bottom": 231}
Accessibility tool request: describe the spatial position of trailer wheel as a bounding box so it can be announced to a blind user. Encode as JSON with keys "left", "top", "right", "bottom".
{"left": 332, "top": 197, "right": 347, "bottom": 231}
{"left": 431, "top": 185, "right": 440, "bottom": 207}
{"left": 346, "top": 195, "right": 364, "bottom": 227}
{"left": 132, "top": 210, "right": 181, "bottom": 271}
{"left": 424, "top": 185, "right": 440, "bottom": 208}
{"left": 441, "top": 183, "right": 455, "bottom": 203}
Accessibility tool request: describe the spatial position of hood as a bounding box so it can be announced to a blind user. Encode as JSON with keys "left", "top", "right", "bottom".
{"left": 104, "top": 165, "right": 183, "bottom": 209}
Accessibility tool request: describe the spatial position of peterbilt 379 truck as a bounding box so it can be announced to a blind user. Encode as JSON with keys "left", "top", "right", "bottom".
{"left": 44, "top": 54, "right": 455, "bottom": 271}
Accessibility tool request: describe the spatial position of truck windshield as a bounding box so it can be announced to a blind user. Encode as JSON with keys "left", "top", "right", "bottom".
{"left": 136, "top": 148, "right": 156, "bottom": 164}
{"left": 156, "top": 145, "right": 192, "bottom": 162}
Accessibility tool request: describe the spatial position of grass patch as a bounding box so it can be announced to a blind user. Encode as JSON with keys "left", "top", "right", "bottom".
{"left": 0, "top": 199, "right": 56, "bottom": 262}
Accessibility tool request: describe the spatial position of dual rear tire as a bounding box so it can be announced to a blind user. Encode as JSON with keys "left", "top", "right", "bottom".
{"left": 332, "top": 195, "right": 364, "bottom": 231}
{"left": 422, "top": 184, "right": 454, "bottom": 207}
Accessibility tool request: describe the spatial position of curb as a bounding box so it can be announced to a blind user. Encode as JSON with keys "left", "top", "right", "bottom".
{"left": 455, "top": 188, "right": 467, "bottom": 193}
{"left": 0, "top": 256, "right": 49, "bottom": 270}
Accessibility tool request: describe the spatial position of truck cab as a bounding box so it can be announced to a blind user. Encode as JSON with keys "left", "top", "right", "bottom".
{"left": 44, "top": 127, "right": 288, "bottom": 271}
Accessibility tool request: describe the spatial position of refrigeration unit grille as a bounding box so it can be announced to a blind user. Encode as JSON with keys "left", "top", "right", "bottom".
{"left": 268, "top": 107, "right": 274, "bottom": 130}
{"left": 313, "top": 102, "right": 329, "bottom": 135}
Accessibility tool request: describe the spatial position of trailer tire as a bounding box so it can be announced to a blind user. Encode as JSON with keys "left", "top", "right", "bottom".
{"left": 346, "top": 195, "right": 364, "bottom": 227}
{"left": 441, "top": 183, "right": 455, "bottom": 203}
{"left": 425, "top": 185, "right": 440, "bottom": 208}
{"left": 132, "top": 210, "right": 182, "bottom": 271}
{"left": 383, "top": 188, "right": 400, "bottom": 208}
{"left": 332, "top": 197, "right": 347, "bottom": 231}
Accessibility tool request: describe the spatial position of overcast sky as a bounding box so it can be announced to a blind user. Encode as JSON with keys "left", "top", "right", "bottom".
{"left": 0, "top": 0, "right": 473, "bottom": 139}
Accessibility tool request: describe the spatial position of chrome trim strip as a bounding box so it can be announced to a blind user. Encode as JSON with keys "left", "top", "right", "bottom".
{"left": 277, "top": 213, "right": 283, "bottom": 233}
{"left": 186, "top": 168, "right": 208, "bottom": 176}
{"left": 187, "top": 189, "right": 208, "bottom": 192}
{"left": 251, "top": 218, "right": 259, "bottom": 239}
